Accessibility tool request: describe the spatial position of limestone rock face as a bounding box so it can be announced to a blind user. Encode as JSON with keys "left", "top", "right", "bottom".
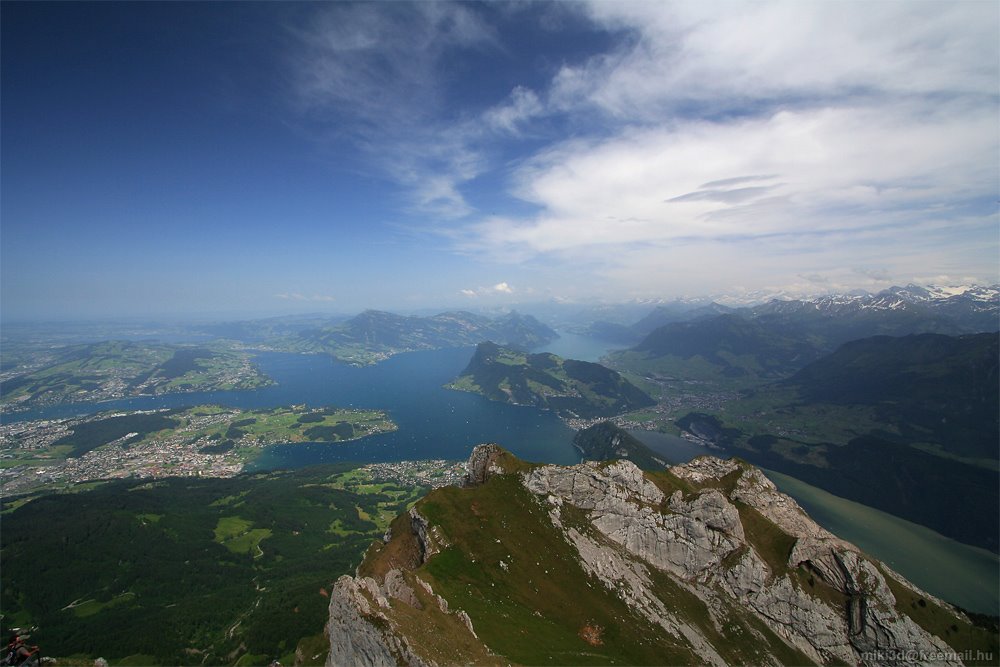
{"left": 326, "top": 575, "right": 431, "bottom": 667}
{"left": 526, "top": 461, "right": 745, "bottom": 580}
{"left": 463, "top": 443, "right": 504, "bottom": 486}
{"left": 327, "top": 448, "right": 974, "bottom": 667}
{"left": 408, "top": 507, "right": 438, "bottom": 565}
{"left": 524, "top": 456, "right": 963, "bottom": 666}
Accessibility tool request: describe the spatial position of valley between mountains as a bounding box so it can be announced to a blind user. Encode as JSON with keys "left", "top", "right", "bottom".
{"left": 1, "top": 284, "right": 997, "bottom": 665}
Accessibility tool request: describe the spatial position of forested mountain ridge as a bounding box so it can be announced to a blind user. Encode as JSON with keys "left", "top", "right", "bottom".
{"left": 447, "top": 342, "right": 655, "bottom": 419}
{"left": 669, "top": 332, "right": 1000, "bottom": 551}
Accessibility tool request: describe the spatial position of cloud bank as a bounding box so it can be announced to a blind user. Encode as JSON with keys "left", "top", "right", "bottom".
{"left": 292, "top": 1, "right": 999, "bottom": 299}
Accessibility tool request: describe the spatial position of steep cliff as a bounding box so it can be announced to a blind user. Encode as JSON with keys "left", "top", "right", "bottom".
{"left": 326, "top": 446, "right": 997, "bottom": 666}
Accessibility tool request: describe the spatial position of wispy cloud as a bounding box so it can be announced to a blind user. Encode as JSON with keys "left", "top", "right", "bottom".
{"left": 290, "top": 3, "right": 497, "bottom": 218}
{"left": 288, "top": 1, "right": 998, "bottom": 298}
{"left": 666, "top": 185, "right": 777, "bottom": 205}
{"left": 556, "top": 2, "right": 997, "bottom": 118}
{"left": 484, "top": 86, "right": 544, "bottom": 135}
{"left": 293, "top": 3, "right": 495, "bottom": 124}
{"left": 275, "top": 293, "right": 336, "bottom": 303}
{"left": 451, "top": 1, "right": 999, "bottom": 294}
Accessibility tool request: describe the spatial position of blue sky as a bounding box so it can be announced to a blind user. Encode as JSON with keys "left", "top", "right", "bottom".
{"left": 2, "top": 1, "right": 997, "bottom": 320}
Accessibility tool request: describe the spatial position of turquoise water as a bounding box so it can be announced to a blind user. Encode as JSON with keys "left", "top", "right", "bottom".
{"left": 535, "top": 331, "right": 628, "bottom": 362}
{"left": 765, "top": 469, "right": 999, "bottom": 614}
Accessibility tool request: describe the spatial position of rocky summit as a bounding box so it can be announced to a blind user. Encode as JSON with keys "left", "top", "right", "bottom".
{"left": 325, "top": 445, "right": 997, "bottom": 666}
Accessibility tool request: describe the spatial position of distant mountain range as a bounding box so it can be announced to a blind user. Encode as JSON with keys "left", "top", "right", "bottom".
{"left": 596, "top": 284, "right": 999, "bottom": 551}
{"left": 668, "top": 332, "right": 999, "bottom": 551}
{"left": 447, "top": 342, "right": 654, "bottom": 419}
{"left": 784, "top": 332, "right": 998, "bottom": 459}
{"left": 276, "top": 310, "right": 558, "bottom": 365}
{"left": 739, "top": 284, "right": 997, "bottom": 344}
{"left": 588, "top": 283, "right": 998, "bottom": 345}
{"left": 606, "top": 284, "right": 998, "bottom": 387}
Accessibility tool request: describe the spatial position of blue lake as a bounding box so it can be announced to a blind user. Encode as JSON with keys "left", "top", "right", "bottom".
{"left": 5, "top": 343, "right": 997, "bottom": 613}
{"left": 6, "top": 348, "right": 582, "bottom": 467}
{"left": 534, "top": 331, "right": 628, "bottom": 363}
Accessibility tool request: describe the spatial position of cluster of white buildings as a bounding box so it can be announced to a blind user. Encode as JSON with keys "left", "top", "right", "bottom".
{"left": 362, "top": 459, "right": 466, "bottom": 488}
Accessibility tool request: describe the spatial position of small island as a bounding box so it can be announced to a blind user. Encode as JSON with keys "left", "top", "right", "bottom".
{"left": 446, "top": 341, "right": 655, "bottom": 420}
{"left": 0, "top": 404, "right": 397, "bottom": 496}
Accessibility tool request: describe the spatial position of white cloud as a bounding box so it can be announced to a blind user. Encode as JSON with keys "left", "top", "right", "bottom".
{"left": 557, "top": 1, "right": 998, "bottom": 118}
{"left": 452, "top": 1, "right": 999, "bottom": 295}
{"left": 484, "top": 86, "right": 543, "bottom": 135}
{"left": 289, "top": 1, "right": 998, "bottom": 297}
{"left": 459, "top": 282, "right": 515, "bottom": 298}
{"left": 460, "top": 104, "right": 996, "bottom": 257}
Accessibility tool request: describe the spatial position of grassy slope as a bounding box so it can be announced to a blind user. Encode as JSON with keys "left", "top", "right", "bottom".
{"left": 408, "top": 475, "right": 701, "bottom": 665}
{"left": 878, "top": 565, "right": 999, "bottom": 663}
{"left": 356, "top": 456, "right": 999, "bottom": 666}
{"left": 361, "top": 467, "right": 816, "bottom": 666}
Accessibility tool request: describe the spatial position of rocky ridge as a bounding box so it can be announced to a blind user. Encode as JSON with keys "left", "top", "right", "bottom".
{"left": 325, "top": 445, "right": 993, "bottom": 666}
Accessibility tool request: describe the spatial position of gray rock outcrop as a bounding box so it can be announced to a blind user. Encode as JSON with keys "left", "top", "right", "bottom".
{"left": 326, "top": 575, "right": 431, "bottom": 667}
{"left": 524, "top": 455, "right": 963, "bottom": 666}
{"left": 326, "top": 446, "right": 973, "bottom": 666}
{"left": 463, "top": 442, "right": 504, "bottom": 486}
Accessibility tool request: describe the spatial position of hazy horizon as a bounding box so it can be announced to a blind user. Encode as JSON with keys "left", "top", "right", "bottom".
{"left": 3, "top": 1, "right": 998, "bottom": 321}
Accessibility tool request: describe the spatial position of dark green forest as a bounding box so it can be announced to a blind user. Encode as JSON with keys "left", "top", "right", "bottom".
{"left": 1, "top": 465, "right": 426, "bottom": 666}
